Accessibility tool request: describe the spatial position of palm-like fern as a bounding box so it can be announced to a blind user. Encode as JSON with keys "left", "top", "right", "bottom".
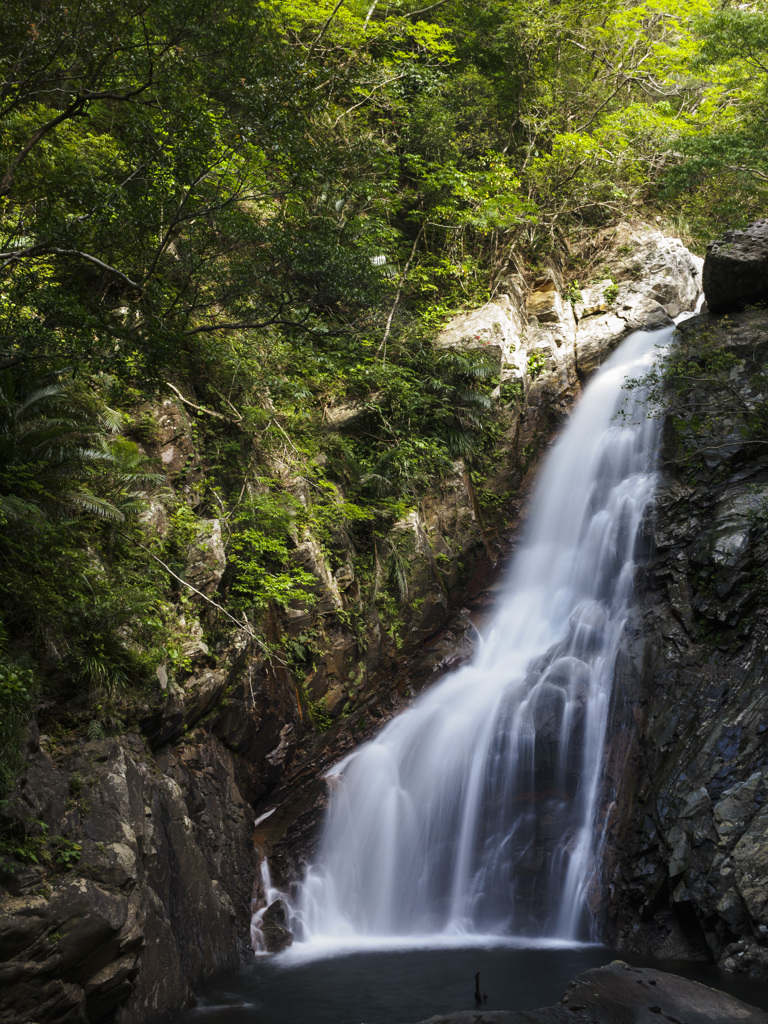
{"left": 0, "top": 367, "right": 160, "bottom": 524}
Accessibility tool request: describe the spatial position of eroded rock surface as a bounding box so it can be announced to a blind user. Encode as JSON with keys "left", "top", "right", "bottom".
{"left": 605, "top": 306, "right": 768, "bottom": 975}
{"left": 0, "top": 733, "right": 256, "bottom": 1024}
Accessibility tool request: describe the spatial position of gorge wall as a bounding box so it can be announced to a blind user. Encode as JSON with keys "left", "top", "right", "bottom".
{"left": 604, "top": 292, "right": 768, "bottom": 976}
{"left": 0, "top": 224, "right": 705, "bottom": 1023}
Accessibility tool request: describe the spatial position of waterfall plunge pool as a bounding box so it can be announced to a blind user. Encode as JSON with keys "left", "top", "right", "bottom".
{"left": 173, "top": 944, "right": 768, "bottom": 1023}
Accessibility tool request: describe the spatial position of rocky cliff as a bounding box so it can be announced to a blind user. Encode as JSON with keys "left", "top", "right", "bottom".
{"left": 604, "top": 238, "right": 768, "bottom": 976}
{"left": 0, "top": 224, "right": 703, "bottom": 1023}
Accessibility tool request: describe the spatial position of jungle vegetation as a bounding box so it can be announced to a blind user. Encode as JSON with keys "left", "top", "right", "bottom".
{"left": 1, "top": 0, "right": 767, "bottom": 785}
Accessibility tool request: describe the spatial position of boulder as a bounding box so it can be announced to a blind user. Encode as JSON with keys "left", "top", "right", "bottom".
{"left": 527, "top": 281, "right": 566, "bottom": 324}
{"left": 436, "top": 295, "right": 524, "bottom": 367}
{"left": 703, "top": 220, "right": 768, "bottom": 313}
{"left": 259, "top": 899, "right": 293, "bottom": 953}
{"left": 406, "top": 962, "right": 768, "bottom": 1024}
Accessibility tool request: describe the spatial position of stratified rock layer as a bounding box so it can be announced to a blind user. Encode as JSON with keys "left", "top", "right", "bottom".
{"left": 703, "top": 220, "right": 768, "bottom": 313}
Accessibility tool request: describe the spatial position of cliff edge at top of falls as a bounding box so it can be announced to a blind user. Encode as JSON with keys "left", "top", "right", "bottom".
{"left": 0, "top": 223, "right": 702, "bottom": 1024}
{"left": 602, "top": 231, "right": 768, "bottom": 975}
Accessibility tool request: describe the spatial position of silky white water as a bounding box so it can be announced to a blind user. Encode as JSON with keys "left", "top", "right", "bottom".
{"left": 293, "top": 324, "right": 667, "bottom": 947}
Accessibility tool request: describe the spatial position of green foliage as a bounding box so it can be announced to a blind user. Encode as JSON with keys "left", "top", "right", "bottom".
{"left": 499, "top": 378, "right": 523, "bottom": 404}
{"left": 0, "top": 819, "right": 82, "bottom": 874}
{"left": 227, "top": 491, "right": 317, "bottom": 613}
{"left": 527, "top": 352, "right": 547, "bottom": 379}
{"left": 304, "top": 695, "right": 334, "bottom": 733}
{"left": 624, "top": 319, "right": 768, "bottom": 476}
{"left": 0, "top": 0, "right": 765, "bottom": 758}
{"left": 0, "top": 655, "right": 34, "bottom": 795}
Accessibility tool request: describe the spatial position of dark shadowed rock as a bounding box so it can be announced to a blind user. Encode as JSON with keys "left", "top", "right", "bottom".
{"left": 703, "top": 220, "right": 768, "bottom": 313}
{"left": 605, "top": 305, "right": 768, "bottom": 973}
{"left": 405, "top": 961, "right": 768, "bottom": 1024}
{"left": 259, "top": 898, "right": 293, "bottom": 952}
{"left": 0, "top": 734, "right": 257, "bottom": 1024}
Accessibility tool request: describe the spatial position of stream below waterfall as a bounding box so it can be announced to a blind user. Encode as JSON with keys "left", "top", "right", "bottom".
{"left": 174, "top": 946, "right": 768, "bottom": 1024}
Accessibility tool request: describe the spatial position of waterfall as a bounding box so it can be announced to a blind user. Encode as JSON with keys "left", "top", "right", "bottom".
{"left": 293, "top": 324, "right": 667, "bottom": 947}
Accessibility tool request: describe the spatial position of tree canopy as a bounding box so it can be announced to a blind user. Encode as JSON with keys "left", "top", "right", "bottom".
{"left": 1, "top": 0, "right": 766, "bottom": 781}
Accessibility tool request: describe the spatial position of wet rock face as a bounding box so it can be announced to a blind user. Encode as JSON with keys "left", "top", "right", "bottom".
{"left": 605, "top": 306, "right": 768, "bottom": 976}
{"left": 259, "top": 899, "right": 293, "bottom": 953}
{"left": 0, "top": 734, "right": 257, "bottom": 1024}
{"left": 703, "top": 220, "right": 768, "bottom": 313}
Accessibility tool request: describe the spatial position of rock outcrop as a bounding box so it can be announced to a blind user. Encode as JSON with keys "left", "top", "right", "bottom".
{"left": 573, "top": 230, "right": 702, "bottom": 377}
{"left": 703, "top": 220, "right": 768, "bottom": 313}
{"left": 407, "top": 961, "right": 768, "bottom": 1024}
{"left": 605, "top": 305, "right": 768, "bottom": 975}
{"left": 0, "top": 731, "right": 256, "bottom": 1024}
{"left": 436, "top": 226, "right": 701, "bottom": 407}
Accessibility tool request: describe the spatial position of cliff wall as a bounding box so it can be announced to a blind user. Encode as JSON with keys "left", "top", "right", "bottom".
{"left": 605, "top": 300, "right": 768, "bottom": 977}
{"left": 0, "top": 225, "right": 703, "bottom": 1023}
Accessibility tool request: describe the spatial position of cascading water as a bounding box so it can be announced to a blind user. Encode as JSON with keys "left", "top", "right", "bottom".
{"left": 293, "top": 323, "right": 668, "bottom": 948}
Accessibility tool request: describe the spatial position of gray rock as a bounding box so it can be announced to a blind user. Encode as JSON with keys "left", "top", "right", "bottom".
{"left": 184, "top": 518, "right": 226, "bottom": 594}
{"left": 405, "top": 961, "right": 768, "bottom": 1024}
{"left": 605, "top": 304, "right": 768, "bottom": 974}
{"left": 530, "top": 682, "right": 566, "bottom": 742}
{"left": 436, "top": 296, "right": 524, "bottom": 367}
{"left": 704, "top": 220, "right": 768, "bottom": 313}
{"left": 0, "top": 734, "right": 257, "bottom": 1024}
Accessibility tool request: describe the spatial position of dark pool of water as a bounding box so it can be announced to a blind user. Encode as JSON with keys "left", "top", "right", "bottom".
{"left": 173, "top": 942, "right": 768, "bottom": 1024}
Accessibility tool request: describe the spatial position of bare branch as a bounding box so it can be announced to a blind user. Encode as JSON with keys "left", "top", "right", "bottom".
{"left": 165, "top": 381, "right": 234, "bottom": 422}
{"left": 377, "top": 223, "right": 425, "bottom": 362}
{"left": 0, "top": 244, "right": 142, "bottom": 290}
{"left": 309, "top": 0, "right": 347, "bottom": 55}
{"left": 407, "top": 0, "right": 449, "bottom": 17}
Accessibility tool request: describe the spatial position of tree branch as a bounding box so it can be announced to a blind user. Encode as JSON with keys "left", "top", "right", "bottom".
{"left": 0, "top": 98, "right": 87, "bottom": 198}
{"left": 377, "top": 223, "right": 425, "bottom": 362}
{"left": 309, "top": 0, "right": 347, "bottom": 55}
{"left": 0, "top": 244, "right": 142, "bottom": 290}
{"left": 165, "top": 382, "right": 235, "bottom": 422}
{"left": 407, "top": 0, "right": 449, "bottom": 17}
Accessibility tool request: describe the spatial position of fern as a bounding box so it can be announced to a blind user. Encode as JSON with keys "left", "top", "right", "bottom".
{"left": 87, "top": 719, "right": 105, "bottom": 741}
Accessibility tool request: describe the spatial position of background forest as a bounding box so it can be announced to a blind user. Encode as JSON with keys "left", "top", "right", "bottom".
{"left": 1, "top": 0, "right": 767, "bottom": 789}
